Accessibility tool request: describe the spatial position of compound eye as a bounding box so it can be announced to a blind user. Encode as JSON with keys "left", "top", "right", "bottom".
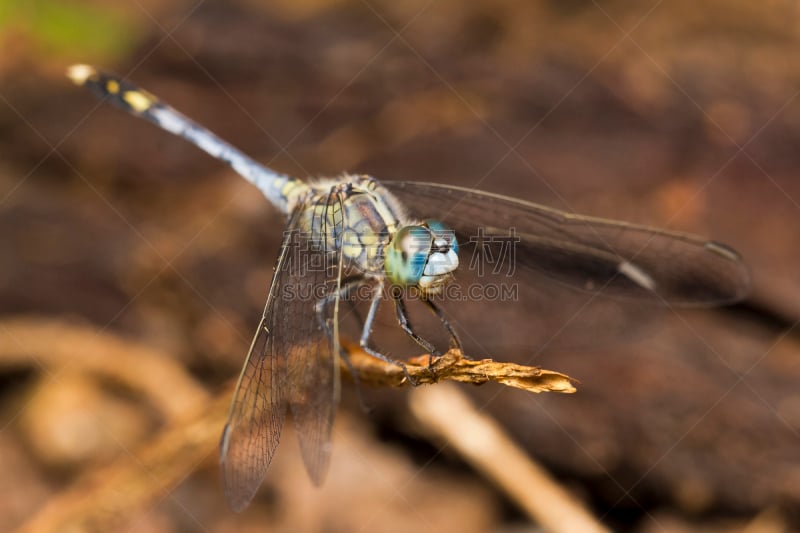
{"left": 384, "top": 225, "right": 433, "bottom": 286}
{"left": 424, "top": 219, "right": 458, "bottom": 255}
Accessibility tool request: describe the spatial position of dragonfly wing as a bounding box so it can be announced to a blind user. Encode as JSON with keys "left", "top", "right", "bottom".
{"left": 285, "top": 189, "right": 345, "bottom": 485}
{"left": 385, "top": 181, "right": 749, "bottom": 305}
{"left": 219, "top": 212, "right": 299, "bottom": 512}
{"left": 220, "top": 195, "right": 343, "bottom": 510}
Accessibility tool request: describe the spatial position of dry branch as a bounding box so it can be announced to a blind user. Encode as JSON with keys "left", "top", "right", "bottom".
{"left": 17, "top": 386, "right": 232, "bottom": 533}
{"left": 341, "top": 340, "right": 577, "bottom": 394}
{"left": 410, "top": 383, "right": 609, "bottom": 533}
{"left": 0, "top": 317, "right": 209, "bottom": 422}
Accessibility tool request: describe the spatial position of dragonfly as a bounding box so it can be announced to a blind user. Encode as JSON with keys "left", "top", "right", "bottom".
{"left": 67, "top": 64, "right": 750, "bottom": 511}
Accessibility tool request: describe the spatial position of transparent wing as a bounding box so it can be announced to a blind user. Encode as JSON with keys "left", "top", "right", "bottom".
{"left": 384, "top": 181, "right": 749, "bottom": 305}
{"left": 220, "top": 196, "right": 343, "bottom": 511}
{"left": 286, "top": 189, "right": 344, "bottom": 485}
{"left": 219, "top": 211, "right": 296, "bottom": 512}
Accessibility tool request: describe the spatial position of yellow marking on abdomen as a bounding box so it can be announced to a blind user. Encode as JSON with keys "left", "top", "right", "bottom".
{"left": 123, "top": 91, "right": 155, "bottom": 112}
{"left": 281, "top": 181, "right": 298, "bottom": 198}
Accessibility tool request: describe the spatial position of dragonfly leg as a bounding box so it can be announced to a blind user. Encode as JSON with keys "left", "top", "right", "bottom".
{"left": 391, "top": 290, "right": 443, "bottom": 380}
{"left": 358, "top": 281, "right": 419, "bottom": 386}
{"left": 420, "top": 298, "right": 463, "bottom": 352}
{"left": 392, "top": 293, "right": 438, "bottom": 355}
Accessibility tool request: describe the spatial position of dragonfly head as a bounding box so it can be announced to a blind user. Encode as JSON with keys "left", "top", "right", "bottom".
{"left": 385, "top": 220, "right": 459, "bottom": 295}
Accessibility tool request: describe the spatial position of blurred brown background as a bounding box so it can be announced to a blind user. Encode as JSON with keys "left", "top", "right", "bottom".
{"left": 1, "top": 1, "right": 799, "bottom": 531}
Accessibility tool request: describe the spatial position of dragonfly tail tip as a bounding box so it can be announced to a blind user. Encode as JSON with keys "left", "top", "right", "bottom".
{"left": 67, "top": 64, "right": 96, "bottom": 85}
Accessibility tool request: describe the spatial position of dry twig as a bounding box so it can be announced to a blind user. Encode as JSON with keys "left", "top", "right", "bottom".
{"left": 341, "top": 340, "right": 577, "bottom": 394}
{"left": 0, "top": 317, "right": 209, "bottom": 421}
{"left": 410, "top": 383, "right": 610, "bottom": 533}
{"left": 17, "top": 386, "right": 231, "bottom": 533}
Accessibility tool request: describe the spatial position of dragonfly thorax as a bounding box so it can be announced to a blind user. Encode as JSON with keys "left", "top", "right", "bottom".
{"left": 385, "top": 220, "right": 459, "bottom": 295}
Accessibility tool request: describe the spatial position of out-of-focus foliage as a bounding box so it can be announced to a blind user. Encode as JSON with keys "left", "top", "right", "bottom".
{"left": 0, "top": 1, "right": 140, "bottom": 62}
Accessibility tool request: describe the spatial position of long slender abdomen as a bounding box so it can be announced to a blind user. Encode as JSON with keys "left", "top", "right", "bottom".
{"left": 67, "top": 64, "right": 307, "bottom": 214}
